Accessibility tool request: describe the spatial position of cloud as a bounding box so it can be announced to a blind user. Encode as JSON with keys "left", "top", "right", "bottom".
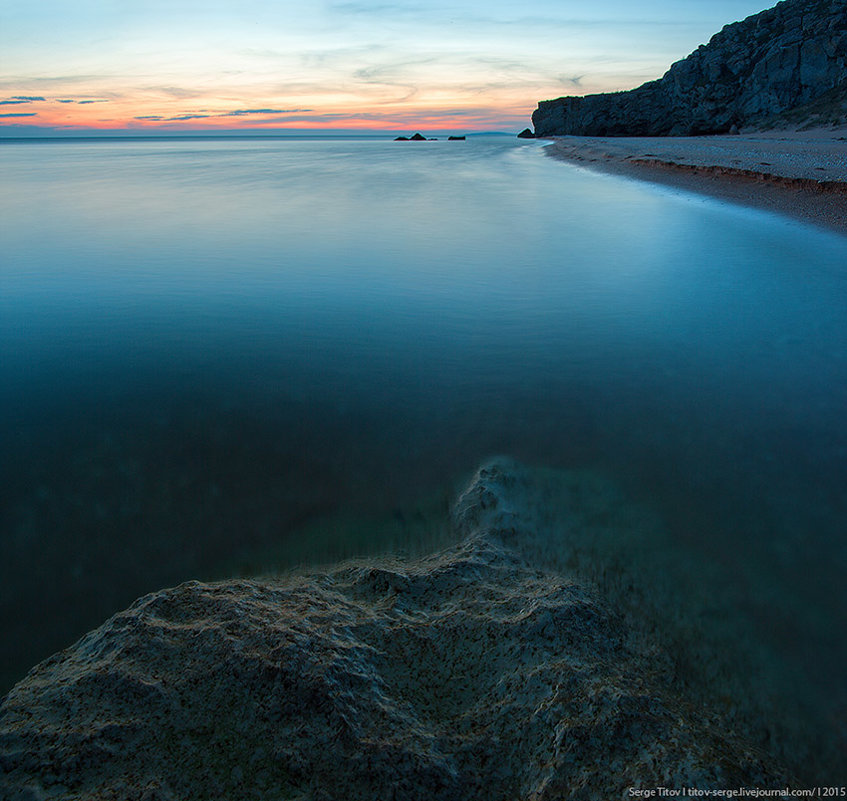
{"left": 352, "top": 56, "right": 436, "bottom": 81}
{"left": 329, "top": 1, "right": 424, "bottom": 15}
{"left": 238, "top": 105, "right": 522, "bottom": 126}
{"left": 1, "top": 96, "right": 46, "bottom": 105}
{"left": 52, "top": 98, "right": 111, "bottom": 104}
{"left": 349, "top": 60, "right": 434, "bottom": 104}
{"left": 143, "top": 86, "right": 205, "bottom": 99}
{"left": 223, "top": 108, "right": 312, "bottom": 116}
{"left": 298, "top": 43, "right": 385, "bottom": 69}
{"left": 0, "top": 112, "right": 37, "bottom": 118}
{"left": 558, "top": 74, "right": 585, "bottom": 87}
{"left": 135, "top": 109, "right": 312, "bottom": 122}
{"left": 0, "top": 76, "right": 107, "bottom": 91}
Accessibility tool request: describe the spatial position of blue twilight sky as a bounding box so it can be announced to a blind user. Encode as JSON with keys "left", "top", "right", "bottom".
{"left": 0, "top": 0, "right": 772, "bottom": 132}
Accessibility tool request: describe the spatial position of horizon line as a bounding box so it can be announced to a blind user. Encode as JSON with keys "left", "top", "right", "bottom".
{"left": 0, "top": 127, "right": 523, "bottom": 139}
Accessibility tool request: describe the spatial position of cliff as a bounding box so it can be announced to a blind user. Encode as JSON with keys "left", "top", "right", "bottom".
{"left": 532, "top": 0, "right": 847, "bottom": 136}
{"left": 0, "top": 461, "right": 787, "bottom": 800}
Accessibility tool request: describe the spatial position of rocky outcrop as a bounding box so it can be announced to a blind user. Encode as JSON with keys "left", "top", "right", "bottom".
{"left": 532, "top": 0, "right": 847, "bottom": 136}
{"left": 0, "top": 461, "right": 787, "bottom": 800}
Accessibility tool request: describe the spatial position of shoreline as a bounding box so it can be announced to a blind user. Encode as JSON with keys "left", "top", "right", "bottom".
{"left": 543, "top": 132, "right": 847, "bottom": 237}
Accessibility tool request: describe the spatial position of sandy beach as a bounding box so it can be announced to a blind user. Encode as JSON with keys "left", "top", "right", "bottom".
{"left": 544, "top": 129, "right": 847, "bottom": 236}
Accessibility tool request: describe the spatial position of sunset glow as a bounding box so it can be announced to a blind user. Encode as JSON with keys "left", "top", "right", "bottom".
{"left": 1, "top": 0, "right": 771, "bottom": 134}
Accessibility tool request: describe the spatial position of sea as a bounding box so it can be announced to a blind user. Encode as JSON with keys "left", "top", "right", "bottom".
{"left": 1, "top": 134, "right": 846, "bottom": 780}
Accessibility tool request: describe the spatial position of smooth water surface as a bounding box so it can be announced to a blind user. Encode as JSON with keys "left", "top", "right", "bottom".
{"left": 2, "top": 136, "right": 846, "bottom": 777}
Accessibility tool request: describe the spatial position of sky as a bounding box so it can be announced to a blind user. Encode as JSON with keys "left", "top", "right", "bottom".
{"left": 0, "top": 0, "right": 773, "bottom": 134}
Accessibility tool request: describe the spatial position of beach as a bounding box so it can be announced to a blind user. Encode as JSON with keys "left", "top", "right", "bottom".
{"left": 544, "top": 129, "right": 847, "bottom": 236}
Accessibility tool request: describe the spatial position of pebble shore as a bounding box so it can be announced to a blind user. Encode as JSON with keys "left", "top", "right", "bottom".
{"left": 545, "top": 130, "right": 847, "bottom": 236}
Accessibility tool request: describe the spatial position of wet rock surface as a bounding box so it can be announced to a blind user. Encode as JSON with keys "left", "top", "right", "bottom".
{"left": 0, "top": 461, "right": 787, "bottom": 800}
{"left": 532, "top": 0, "right": 847, "bottom": 136}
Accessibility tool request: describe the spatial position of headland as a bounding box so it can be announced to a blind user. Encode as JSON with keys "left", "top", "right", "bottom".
{"left": 525, "top": 0, "right": 847, "bottom": 235}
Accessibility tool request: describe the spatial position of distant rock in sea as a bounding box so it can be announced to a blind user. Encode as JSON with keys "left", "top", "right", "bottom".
{"left": 0, "top": 460, "right": 787, "bottom": 800}
{"left": 532, "top": 0, "right": 847, "bottom": 136}
{"left": 448, "top": 135, "right": 466, "bottom": 140}
{"left": 517, "top": 128, "right": 535, "bottom": 139}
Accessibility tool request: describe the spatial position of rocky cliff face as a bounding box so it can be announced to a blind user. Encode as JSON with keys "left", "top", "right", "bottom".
{"left": 532, "top": 0, "right": 847, "bottom": 136}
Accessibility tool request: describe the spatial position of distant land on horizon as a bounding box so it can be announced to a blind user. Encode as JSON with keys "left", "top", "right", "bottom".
{"left": 0, "top": 128, "right": 513, "bottom": 140}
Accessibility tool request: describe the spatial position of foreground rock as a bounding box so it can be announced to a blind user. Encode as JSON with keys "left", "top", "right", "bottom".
{"left": 532, "top": 0, "right": 847, "bottom": 136}
{"left": 0, "top": 462, "right": 787, "bottom": 800}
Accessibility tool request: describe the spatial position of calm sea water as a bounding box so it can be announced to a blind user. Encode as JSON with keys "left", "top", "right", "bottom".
{"left": 2, "top": 136, "right": 846, "bottom": 777}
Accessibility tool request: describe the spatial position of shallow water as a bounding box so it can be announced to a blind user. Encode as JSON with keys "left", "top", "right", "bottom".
{"left": 1, "top": 135, "right": 846, "bottom": 777}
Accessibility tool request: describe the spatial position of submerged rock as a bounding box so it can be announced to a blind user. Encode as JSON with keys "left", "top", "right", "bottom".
{"left": 0, "top": 461, "right": 787, "bottom": 800}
